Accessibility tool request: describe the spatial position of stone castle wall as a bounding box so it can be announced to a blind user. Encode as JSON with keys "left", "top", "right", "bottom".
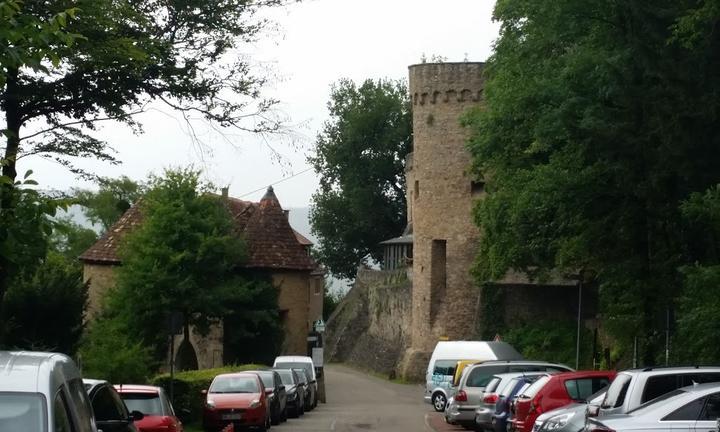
{"left": 83, "top": 263, "right": 118, "bottom": 319}
{"left": 324, "top": 268, "right": 412, "bottom": 377}
{"left": 401, "top": 62, "right": 486, "bottom": 379}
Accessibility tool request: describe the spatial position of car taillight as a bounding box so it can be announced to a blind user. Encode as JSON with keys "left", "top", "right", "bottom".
{"left": 484, "top": 393, "right": 499, "bottom": 404}
{"left": 456, "top": 390, "right": 468, "bottom": 402}
{"left": 529, "top": 396, "right": 543, "bottom": 414}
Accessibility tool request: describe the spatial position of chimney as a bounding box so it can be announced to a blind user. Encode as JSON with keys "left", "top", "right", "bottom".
{"left": 283, "top": 210, "right": 290, "bottom": 220}
{"left": 221, "top": 187, "right": 229, "bottom": 199}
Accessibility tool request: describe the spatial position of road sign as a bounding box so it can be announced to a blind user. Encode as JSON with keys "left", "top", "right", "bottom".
{"left": 314, "top": 319, "right": 326, "bottom": 333}
{"left": 312, "top": 347, "right": 324, "bottom": 366}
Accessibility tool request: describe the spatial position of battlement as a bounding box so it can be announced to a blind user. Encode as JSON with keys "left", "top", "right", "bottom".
{"left": 409, "top": 62, "right": 485, "bottom": 106}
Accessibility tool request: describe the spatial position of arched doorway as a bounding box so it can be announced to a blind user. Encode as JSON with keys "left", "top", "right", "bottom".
{"left": 175, "top": 337, "right": 199, "bottom": 371}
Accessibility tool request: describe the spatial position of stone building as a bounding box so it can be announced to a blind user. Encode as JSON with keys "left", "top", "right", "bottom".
{"left": 398, "top": 62, "right": 487, "bottom": 377}
{"left": 80, "top": 186, "right": 324, "bottom": 369}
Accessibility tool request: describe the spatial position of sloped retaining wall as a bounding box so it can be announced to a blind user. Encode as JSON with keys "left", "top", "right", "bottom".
{"left": 324, "top": 267, "right": 412, "bottom": 377}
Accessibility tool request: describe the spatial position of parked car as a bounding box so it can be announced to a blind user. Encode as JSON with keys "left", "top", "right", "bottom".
{"left": 114, "top": 384, "right": 184, "bottom": 432}
{"left": 202, "top": 372, "right": 270, "bottom": 432}
{"left": 273, "top": 355, "right": 318, "bottom": 409}
{"left": 593, "top": 366, "right": 720, "bottom": 417}
{"left": 248, "top": 370, "right": 287, "bottom": 425}
{"left": 84, "top": 379, "right": 143, "bottom": 432}
{"left": 531, "top": 387, "right": 607, "bottom": 432}
{"left": 426, "top": 341, "right": 524, "bottom": 412}
{"left": 274, "top": 368, "right": 305, "bottom": 418}
{"left": 294, "top": 368, "right": 317, "bottom": 412}
{"left": 461, "top": 372, "right": 549, "bottom": 430}
{"left": 492, "top": 376, "right": 539, "bottom": 432}
{"left": 510, "top": 371, "right": 615, "bottom": 432}
{"left": 438, "top": 360, "right": 573, "bottom": 416}
{"left": 0, "top": 351, "right": 96, "bottom": 432}
{"left": 586, "top": 382, "right": 720, "bottom": 432}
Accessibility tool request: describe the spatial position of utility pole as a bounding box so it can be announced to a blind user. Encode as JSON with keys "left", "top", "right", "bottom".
{"left": 575, "top": 278, "right": 582, "bottom": 370}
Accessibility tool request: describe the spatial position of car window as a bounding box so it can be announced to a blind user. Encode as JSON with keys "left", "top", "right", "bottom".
{"left": 91, "top": 386, "right": 125, "bottom": 421}
{"left": 602, "top": 373, "right": 632, "bottom": 409}
{"left": 497, "top": 378, "right": 518, "bottom": 397}
{"left": 520, "top": 375, "right": 551, "bottom": 398}
{"left": 662, "top": 396, "right": 705, "bottom": 421}
{"left": 0, "top": 392, "right": 47, "bottom": 432}
{"left": 67, "top": 379, "right": 94, "bottom": 432}
{"left": 276, "top": 370, "right": 296, "bottom": 385}
{"left": 54, "top": 391, "right": 75, "bottom": 432}
{"left": 510, "top": 365, "right": 544, "bottom": 372}
{"left": 699, "top": 393, "right": 720, "bottom": 421}
{"left": 565, "top": 378, "right": 611, "bottom": 401}
{"left": 275, "top": 362, "right": 314, "bottom": 380}
{"left": 120, "top": 392, "right": 164, "bottom": 416}
{"left": 273, "top": 372, "right": 283, "bottom": 389}
{"left": 546, "top": 366, "right": 572, "bottom": 372}
{"left": 256, "top": 372, "right": 274, "bottom": 388}
{"left": 210, "top": 376, "right": 260, "bottom": 393}
{"left": 485, "top": 377, "right": 503, "bottom": 393}
{"left": 433, "top": 360, "right": 459, "bottom": 377}
{"left": 467, "top": 366, "right": 508, "bottom": 388}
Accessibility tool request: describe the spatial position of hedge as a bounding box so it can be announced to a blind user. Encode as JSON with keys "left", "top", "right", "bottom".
{"left": 151, "top": 364, "right": 265, "bottom": 425}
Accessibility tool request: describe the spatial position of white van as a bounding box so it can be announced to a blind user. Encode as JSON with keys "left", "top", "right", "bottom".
{"left": 424, "top": 341, "right": 523, "bottom": 412}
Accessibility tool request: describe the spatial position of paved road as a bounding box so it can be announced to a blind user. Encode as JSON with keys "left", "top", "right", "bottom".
{"left": 270, "top": 364, "right": 463, "bottom": 432}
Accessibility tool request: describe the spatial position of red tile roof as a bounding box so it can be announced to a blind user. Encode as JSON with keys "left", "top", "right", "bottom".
{"left": 80, "top": 188, "right": 318, "bottom": 271}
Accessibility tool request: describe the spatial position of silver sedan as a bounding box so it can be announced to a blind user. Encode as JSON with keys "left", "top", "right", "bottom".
{"left": 586, "top": 383, "right": 720, "bottom": 432}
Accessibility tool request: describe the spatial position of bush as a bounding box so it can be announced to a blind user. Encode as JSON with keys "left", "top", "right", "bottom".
{"left": 504, "top": 320, "right": 594, "bottom": 369}
{"left": 151, "top": 364, "right": 265, "bottom": 425}
{"left": 78, "top": 316, "right": 155, "bottom": 383}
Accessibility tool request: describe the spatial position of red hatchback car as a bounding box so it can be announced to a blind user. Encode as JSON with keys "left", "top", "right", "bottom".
{"left": 203, "top": 372, "right": 270, "bottom": 432}
{"left": 115, "top": 384, "right": 184, "bottom": 432}
{"left": 510, "top": 370, "right": 616, "bottom": 432}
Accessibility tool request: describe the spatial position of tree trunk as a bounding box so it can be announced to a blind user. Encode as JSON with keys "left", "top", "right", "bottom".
{"left": 0, "top": 67, "right": 22, "bottom": 312}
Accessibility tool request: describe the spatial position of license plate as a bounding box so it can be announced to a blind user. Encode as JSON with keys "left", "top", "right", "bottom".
{"left": 222, "top": 414, "right": 243, "bottom": 420}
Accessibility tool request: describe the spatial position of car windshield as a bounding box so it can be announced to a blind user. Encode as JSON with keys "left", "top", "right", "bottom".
{"left": 0, "top": 393, "right": 46, "bottom": 432}
{"left": 276, "top": 362, "right": 313, "bottom": 380}
{"left": 276, "top": 370, "right": 296, "bottom": 385}
{"left": 119, "top": 392, "right": 164, "bottom": 416}
{"left": 293, "top": 369, "right": 308, "bottom": 384}
{"left": 210, "top": 376, "right": 260, "bottom": 394}
{"left": 255, "top": 372, "right": 274, "bottom": 388}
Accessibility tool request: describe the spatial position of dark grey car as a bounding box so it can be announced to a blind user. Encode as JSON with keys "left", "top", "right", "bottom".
{"left": 248, "top": 370, "right": 288, "bottom": 425}
{"left": 275, "top": 368, "right": 304, "bottom": 418}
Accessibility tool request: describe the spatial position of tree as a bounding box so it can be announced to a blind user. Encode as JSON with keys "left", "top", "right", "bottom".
{"left": 74, "top": 176, "right": 143, "bottom": 232}
{"left": 1, "top": 0, "right": 291, "bottom": 302}
{"left": 50, "top": 217, "right": 98, "bottom": 261}
{"left": 309, "top": 79, "right": 412, "bottom": 279}
{"left": 467, "top": 0, "right": 720, "bottom": 365}
{"left": 0, "top": 252, "right": 87, "bottom": 354}
{"left": 110, "top": 168, "right": 248, "bottom": 360}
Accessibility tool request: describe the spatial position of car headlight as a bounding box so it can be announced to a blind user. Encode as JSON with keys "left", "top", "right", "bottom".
{"left": 206, "top": 400, "right": 216, "bottom": 409}
{"left": 249, "top": 399, "right": 262, "bottom": 409}
{"left": 288, "top": 392, "right": 297, "bottom": 401}
{"left": 540, "top": 413, "right": 575, "bottom": 431}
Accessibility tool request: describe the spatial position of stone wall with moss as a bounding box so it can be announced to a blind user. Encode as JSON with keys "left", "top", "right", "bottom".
{"left": 325, "top": 267, "right": 412, "bottom": 378}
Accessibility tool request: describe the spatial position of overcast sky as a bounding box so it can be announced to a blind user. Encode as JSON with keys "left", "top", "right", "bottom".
{"left": 22, "top": 0, "right": 500, "bottom": 208}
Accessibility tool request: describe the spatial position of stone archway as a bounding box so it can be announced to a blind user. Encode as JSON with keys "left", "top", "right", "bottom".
{"left": 175, "top": 337, "right": 199, "bottom": 371}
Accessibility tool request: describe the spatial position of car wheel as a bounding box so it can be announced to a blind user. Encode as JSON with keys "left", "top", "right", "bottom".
{"left": 432, "top": 392, "right": 447, "bottom": 412}
{"left": 282, "top": 406, "right": 288, "bottom": 422}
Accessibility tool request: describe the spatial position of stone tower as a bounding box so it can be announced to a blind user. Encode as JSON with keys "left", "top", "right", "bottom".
{"left": 401, "top": 62, "right": 486, "bottom": 379}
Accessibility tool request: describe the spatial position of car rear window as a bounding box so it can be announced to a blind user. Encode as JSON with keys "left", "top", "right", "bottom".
{"left": 0, "top": 392, "right": 46, "bottom": 432}
{"left": 485, "top": 377, "right": 503, "bottom": 393}
{"left": 602, "top": 373, "right": 632, "bottom": 409}
{"left": 565, "top": 378, "right": 611, "bottom": 401}
{"left": 466, "top": 365, "right": 508, "bottom": 388}
{"left": 433, "top": 360, "right": 459, "bottom": 377}
{"left": 120, "top": 393, "right": 164, "bottom": 416}
{"left": 520, "top": 375, "right": 550, "bottom": 398}
{"left": 642, "top": 373, "right": 720, "bottom": 403}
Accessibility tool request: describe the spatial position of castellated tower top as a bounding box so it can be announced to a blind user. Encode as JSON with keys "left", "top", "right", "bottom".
{"left": 409, "top": 62, "right": 485, "bottom": 106}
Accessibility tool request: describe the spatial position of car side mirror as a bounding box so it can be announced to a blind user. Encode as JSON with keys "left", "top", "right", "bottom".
{"left": 130, "top": 410, "right": 145, "bottom": 422}
{"left": 587, "top": 404, "right": 600, "bottom": 417}
{"left": 265, "top": 389, "right": 273, "bottom": 395}
{"left": 200, "top": 389, "right": 208, "bottom": 395}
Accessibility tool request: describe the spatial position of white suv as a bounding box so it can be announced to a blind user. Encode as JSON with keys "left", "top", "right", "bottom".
{"left": 596, "top": 366, "right": 720, "bottom": 416}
